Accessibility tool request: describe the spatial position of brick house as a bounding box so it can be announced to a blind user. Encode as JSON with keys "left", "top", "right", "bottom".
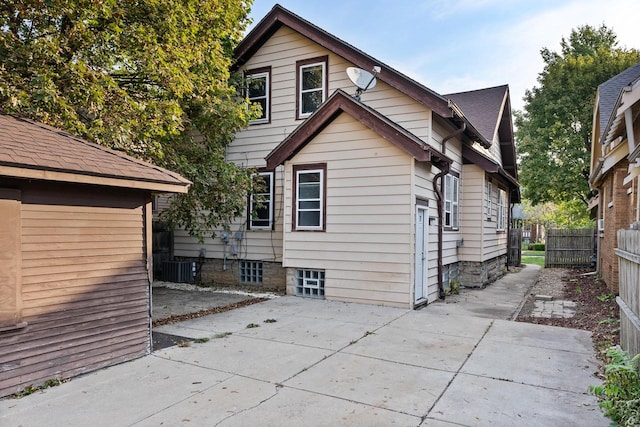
{"left": 589, "top": 61, "right": 640, "bottom": 292}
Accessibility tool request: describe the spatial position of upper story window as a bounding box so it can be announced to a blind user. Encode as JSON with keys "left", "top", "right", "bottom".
{"left": 296, "top": 56, "right": 328, "bottom": 119}
{"left": 497, "top": 188, "right": 507, "bottom": 231}
{"left": 485, "top": 179, "right": 492, "bottom": 220}
{"left": 246, "top": 67, "right": 270, "bottom": 124}
{"left": 293, "top": 164, "right": 326, "bottom": 231}
{"left": 248, "top": 171, "right": 274, "bottom": 230}
{"left": 444, "top": 173, "right": 459, "bottom": 230}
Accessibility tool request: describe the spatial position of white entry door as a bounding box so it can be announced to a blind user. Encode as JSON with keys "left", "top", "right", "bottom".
{"left": 414, "top": 206, "right": 428, "bottom": 304}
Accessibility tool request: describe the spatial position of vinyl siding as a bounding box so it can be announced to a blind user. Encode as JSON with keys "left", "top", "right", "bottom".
{"left": 414, "top": 161, "right": 440, "bottom": 302}
{"left": 0, "top": 182, "right": 150, "bottom": 398}
{"left": 174, "top": 25, "right": 438, "bottom": 264}
{"left": 459, "top": 164, "right": 508, "bottom": 262}
{"left": 283, "top": 114, "right": 414, "bottom": 307}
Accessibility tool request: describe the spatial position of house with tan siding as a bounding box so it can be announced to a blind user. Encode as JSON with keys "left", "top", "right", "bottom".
{"left": 0, "top": 114, "right": 189, "bottom": 397}
{"left": 172, "top": 4, "right": 519, "bottom": 308}
{"left": 589, "top": 61, "right": 640, "bottom": 293}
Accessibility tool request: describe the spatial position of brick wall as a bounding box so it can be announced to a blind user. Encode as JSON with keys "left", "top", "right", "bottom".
{"left": 599, "top": 162, "right": 634, "bottom": 293}
{"left": 198, "top": 259, "right": 286, "bottom": 292}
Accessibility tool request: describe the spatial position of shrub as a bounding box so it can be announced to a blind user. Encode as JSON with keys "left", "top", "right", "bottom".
{"left": 528, "top": 243, "right": 545, "bottom": 251}
{"left": 590, "top": 346, "right": 640, "bottom": 426}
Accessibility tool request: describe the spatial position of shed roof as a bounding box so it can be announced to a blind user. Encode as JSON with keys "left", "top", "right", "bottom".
{"left": 0, "top": 114, "right": 190, "bottom": 193}
{"left": 266, "top": 89, "right": 452, "bottom": 170}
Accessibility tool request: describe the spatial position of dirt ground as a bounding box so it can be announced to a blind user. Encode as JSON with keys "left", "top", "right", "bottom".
{"left": 516, "top": 267, "right": 620, "bottom": 372}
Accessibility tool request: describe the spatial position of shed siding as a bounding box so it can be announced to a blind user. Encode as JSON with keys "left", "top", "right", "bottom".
{"left": 283, "top": 114, "right": 414, "bottom": 307}
{"left": 0, "top": 182, "right": 149, "bottom": 397}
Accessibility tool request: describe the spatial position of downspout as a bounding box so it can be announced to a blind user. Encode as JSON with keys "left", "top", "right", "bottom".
{"left": 506, "top": 190, "right": 512, "bottom": 271}
{"left": 433, "top": 122, "right": 466, "bottom": 299}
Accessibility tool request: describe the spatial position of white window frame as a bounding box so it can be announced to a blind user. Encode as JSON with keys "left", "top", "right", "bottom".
{"left": 497, "top": 188, "right": 507, "bottom": 231}
{"left": 295, "top": 167, "right": 324, "bottom": 231}
{"left": 444, "top": 174, "right": 459, "bottom": 230}
{"left": 249, "top": 171, "right": 274, "bottom": 230}
{"left": 297, "top": 58, "right": 327, "bottom": 118}
{"left": 246, "top": 69, "right": 270, "bottom": 124}
{"left": 485, "top": 179, "right": 492, "bottom": 220}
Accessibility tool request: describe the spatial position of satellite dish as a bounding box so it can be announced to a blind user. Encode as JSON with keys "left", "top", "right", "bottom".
{"left": 346, "top": 66, "right": 381, "bottom": 100}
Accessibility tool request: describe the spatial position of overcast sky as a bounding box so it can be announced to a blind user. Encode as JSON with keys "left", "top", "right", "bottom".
{"left": 247, "top": 0, "right": 640, "bottom": 112}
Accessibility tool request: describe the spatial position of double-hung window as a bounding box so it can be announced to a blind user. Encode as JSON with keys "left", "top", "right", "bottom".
{"left": 497, "top": 188, "right": 507, "bottom": 231}
{"left": 294, "top": 164, "right": 325, "bottom": 231}
{"left": 246, "top": 67, "right": 270, "bottom": 124}
{"left": 444, "top": 173, "right": 459, "bottom": 230}
{"left": 485, "top": 179, "right": 492, "bottom": 220}
{"left": 296, "top": 56, "right": 327, "bottom": 119}
{"left": 249, "top": 171, "right": 274, "bottom": 230}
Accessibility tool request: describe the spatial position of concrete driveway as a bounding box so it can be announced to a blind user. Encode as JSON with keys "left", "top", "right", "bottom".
{"left": 0, "top": 266, "right": 607, "bottom": 426}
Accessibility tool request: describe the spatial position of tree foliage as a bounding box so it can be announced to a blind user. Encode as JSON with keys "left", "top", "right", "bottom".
{"left": 521, "top": 199, "right": 593, "bottom": 229}
{"left": 0, "top": 0, "right": 261, "bottom": 241}
{"left": 515, "top": 24, "right": 640, "bottom": 206}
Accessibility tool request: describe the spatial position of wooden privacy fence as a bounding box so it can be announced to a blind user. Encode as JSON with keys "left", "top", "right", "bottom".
{"left": 545, "top": 228, "right": 596, "bottom": 268}
{"left": 509, "top": 227, "right": 522, "bottom": 267}
{"left": 615, "top": 230, "right": 640, "bottom": 357}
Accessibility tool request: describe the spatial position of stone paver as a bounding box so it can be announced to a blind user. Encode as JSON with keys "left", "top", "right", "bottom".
{"left": 531, "top": 299, "right": 577, "bottom": 318}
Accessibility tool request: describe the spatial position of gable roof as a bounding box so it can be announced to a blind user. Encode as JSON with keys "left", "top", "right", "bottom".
{"left": 266, "top": 89, "right": 452, "bottom": 170}
{"left": 446, "top": 85, "right": 518, "bottom": 180}
{"left": 235, "top": 4, "right": 452, "bottom": 119}
{"left": 236, "top": 4, "right": 499, "bottom": 149}
{"left": 597, "top": 61, "right": 640, "bottom": 142}
{"left": 0, "top": 114, "right": 190, "bottom": 193}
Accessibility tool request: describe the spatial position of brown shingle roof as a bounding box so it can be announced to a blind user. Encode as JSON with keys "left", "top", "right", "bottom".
{"left": 0, "top": 115, "right": 189, "bottom": 192}
{"left": 446, "top": 85, "right": 518, "bottom": 180}
{"left": 445, "top": 85, "right": 509, "bottom": 142}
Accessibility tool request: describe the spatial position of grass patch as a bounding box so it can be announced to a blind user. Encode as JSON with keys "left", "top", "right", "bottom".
{"left": 522, "top": 250, "right": 545, "bottom": 256}
{"left": 521, "top": 256, "right": 545, "bottom": 267}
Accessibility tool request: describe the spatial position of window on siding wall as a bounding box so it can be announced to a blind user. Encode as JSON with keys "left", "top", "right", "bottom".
{"left": 297, "top": 56, "right": 327, "bottom": 119}
{"left": 497, "top": 188, "right": 507, "bottom": 231}
{"left": 249, "top": 171, "right": 274, "bottom": 230}
{"left": 295, "top": 269, "right": 325, "bottom": 298}
{"left": 294, "top": 164, "right": 326, "bottom": 231}
{"left": 0, "top": 189, "right": 24, "bottom": 331}
{"left": 444, "top": 174, "right": 459, "bottom": 230}
{"left": 246, "top": 67, "right": 270, "bottom": 124}
{"left": 485, "top": 179, "right": 492, "bottom": 220}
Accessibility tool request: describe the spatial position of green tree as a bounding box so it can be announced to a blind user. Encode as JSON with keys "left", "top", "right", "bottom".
{"left": 516, "top": 24, "right": 640, "bottom": 206}
{"left": 0, "top": 0, "right": 261, "bottom": 240}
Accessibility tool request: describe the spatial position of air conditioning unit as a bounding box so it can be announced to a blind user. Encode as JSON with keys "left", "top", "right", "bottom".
{"left": 162, "top": 261, "right": 195, "bottom": 283}
{"left": 597, "top": 219, "right": 605, "bottom": 231}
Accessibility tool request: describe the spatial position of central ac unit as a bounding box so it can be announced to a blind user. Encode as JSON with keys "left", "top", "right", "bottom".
{"left": 162, "top": 261, "right": 195, "bottom": 283}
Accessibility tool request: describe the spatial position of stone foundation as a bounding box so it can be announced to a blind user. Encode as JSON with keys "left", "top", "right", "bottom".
{"left": 458, "top": 255, "right": 507, "bottom": 288}
{"left": 187, "top": 258, "right": 286, "bottom": 292}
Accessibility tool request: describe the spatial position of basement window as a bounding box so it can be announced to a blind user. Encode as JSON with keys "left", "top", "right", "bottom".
{"left": 295, "top": 269, "right": 325, "bottom": 298}
{"left": 240, "top": 261, "right": 263, "bottom": 284}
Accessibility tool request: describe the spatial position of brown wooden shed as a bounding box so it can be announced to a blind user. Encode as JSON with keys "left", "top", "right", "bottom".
{"left": 0, "top": 115, "right": 189, "bottom": 397}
